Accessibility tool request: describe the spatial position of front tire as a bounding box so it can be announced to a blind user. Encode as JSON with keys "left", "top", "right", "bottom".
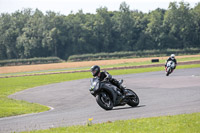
{"left": 126, "top": 89, "right": 139, "bottom": 107}
{"left": 96, "top": 92, "right": 113, "bottom": 110}
{"left": 166, "top": 67, "right": 170, "bottom": 76}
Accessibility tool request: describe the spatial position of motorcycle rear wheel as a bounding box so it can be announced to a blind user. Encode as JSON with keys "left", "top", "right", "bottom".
{"left": 96, "top": 92, "right": 113, "bottom": 110}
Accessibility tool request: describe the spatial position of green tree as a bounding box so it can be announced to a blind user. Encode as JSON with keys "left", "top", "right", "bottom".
{"left": 68, "top": 10, "right": 88, "bottom": 54}
{"left": 146, "top": 8, "right": 165, "bottom": 49}
{"left": 0, "top": 11, "right": 27, "bottom": 59}
{"left": 17, "top": 9, "right": 45, "bottom": 58}
{"left": 42, "top": 11, "right": 66, "bottom": 57}
{"left": 93, "top": 7, "right": 113, "bottom": 52}
{"left": 192, "top": 3, "right": 200, "bottom": 47}
{"left": 163, "top": 2, "right": 194, "bottom": 48}
{"left": 117, "top": 2, "right": 137, "bottom": 51}
{"left": 0, "top": 1, "right": 199, "bottom": 60}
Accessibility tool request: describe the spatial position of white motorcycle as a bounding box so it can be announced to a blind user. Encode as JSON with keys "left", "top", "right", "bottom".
{"left": 165, "top": 60, "right": 175, "bottom": 76}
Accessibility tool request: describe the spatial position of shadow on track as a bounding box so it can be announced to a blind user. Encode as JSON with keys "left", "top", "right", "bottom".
{"left": 112, "top": 105, "right": 146, "bottom": 111}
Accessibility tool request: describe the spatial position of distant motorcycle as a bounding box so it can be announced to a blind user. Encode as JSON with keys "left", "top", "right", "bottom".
{"left": 165, "top": 60, "right": 175, "bottom": 76}
{"left": 89, "top": 77, "right": 139, "bottom": 110}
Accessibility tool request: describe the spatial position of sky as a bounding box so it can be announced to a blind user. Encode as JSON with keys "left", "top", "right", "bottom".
{"left": 0, "top": 0, "right": 199, "bottom": 15}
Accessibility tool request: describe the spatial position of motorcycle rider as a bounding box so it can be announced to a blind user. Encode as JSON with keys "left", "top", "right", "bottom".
{"left": 165, "top": 54, "right": 177, "bottom": 70}
{"left": 90, "top": 65, "right": 126, "bottom": 96}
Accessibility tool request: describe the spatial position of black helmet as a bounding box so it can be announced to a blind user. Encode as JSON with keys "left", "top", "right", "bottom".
{"left": 91, "top": 65, "right": 100, "bottom": 77}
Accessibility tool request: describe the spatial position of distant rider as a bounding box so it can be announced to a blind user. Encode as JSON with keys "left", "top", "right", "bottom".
{"left": 90, "top": 65, "right": 126, "bottom": 96}
{"left": 165, "top": 54, "right": 177, "bottom": 70}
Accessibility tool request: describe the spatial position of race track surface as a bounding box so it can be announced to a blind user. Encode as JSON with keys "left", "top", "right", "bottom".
{"left": 0, "top": 68, "right": 200, "bottom": 133}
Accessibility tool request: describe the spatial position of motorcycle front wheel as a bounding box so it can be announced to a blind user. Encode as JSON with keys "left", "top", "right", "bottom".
{"left": 166, "top": 67, "right": 171, "bottom": 76}
{"left": 96, "top": 92, "right": 113, "bottom": 110}
{"left": 126, "top": 89, "right": 139, "bottom": 107}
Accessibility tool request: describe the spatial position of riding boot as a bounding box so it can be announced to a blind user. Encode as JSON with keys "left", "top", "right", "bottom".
{"left": 120, "top": 85, "right": 126, "bottom": 96}
{"left": 110, "top": 78, "right": 126, "bottom": 96}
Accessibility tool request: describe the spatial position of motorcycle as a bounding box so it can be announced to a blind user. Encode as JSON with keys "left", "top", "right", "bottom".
{"left": 165, "top": 60, "right": 175, "bottom": 76}
{"left": 89, "top": 77, "right": 139, "bottom": 110}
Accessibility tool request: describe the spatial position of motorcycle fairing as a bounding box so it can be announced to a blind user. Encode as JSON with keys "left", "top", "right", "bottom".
{"left": 100, "top": 83, "right": 119, "bottom": 106}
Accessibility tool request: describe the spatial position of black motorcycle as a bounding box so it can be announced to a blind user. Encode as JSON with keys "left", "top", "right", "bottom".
{"left": 89, "top": 77, "right": 139, "bottom": 110}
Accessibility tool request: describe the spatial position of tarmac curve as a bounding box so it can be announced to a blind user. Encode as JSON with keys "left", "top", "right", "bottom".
{"left": 0, "top": 68, "right": 200, "bottom": 133}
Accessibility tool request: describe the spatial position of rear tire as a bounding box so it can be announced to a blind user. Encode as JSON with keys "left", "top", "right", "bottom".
{"left": 96, "top": 92, "right": 113, "bottom": 110}
{"left": 126, "top": 89, "right": 139, "bottom": 107}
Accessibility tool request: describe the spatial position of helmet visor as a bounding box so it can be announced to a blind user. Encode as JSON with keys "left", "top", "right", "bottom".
{"left": 91, "top": 70, "right": 97, "bottom": 75}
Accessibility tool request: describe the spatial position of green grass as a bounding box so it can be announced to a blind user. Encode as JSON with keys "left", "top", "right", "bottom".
{"left": 0, "top": 64, "right": 200, "bottom": 118}
{"left": 1, "top": 56, "right": 199, "bottom": 77}
{"left": 110, "top": 64, "right": 200, "bottom": 76}
{"left": 22, "top": 112, "right": 200, "bottom": 133}
{"left": 0, "top": 97, "right": 49, "bottom": 117}
{"left": 101, "top": 56, "right": 200, "bottom": 69}
{"left": 0, "top": 72, "right": 91, "bottom": 117}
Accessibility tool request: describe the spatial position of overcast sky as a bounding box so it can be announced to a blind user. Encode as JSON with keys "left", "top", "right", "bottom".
{"left": 0, "top": 0, "right": 199, "bottom": 15}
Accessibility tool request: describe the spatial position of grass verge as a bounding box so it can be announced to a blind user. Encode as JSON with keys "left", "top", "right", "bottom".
{"left": 102, "top": 56, "right": 200, "bottom": 69}
{"left": 1, "top": 56, "right": 199, "bottom": 77}
{"left": 22, "top": 112, "right": 200, "bottom": 133}
{"left": 0, "top": 64, "right": 200, "bottom": 117}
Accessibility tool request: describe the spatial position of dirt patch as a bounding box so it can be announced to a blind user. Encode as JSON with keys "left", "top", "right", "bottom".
{"left": 0, "top": 55, "right": 200, "bottom": 74}
{"left": 1, "top": 60, "right": 200, "bottom": 78}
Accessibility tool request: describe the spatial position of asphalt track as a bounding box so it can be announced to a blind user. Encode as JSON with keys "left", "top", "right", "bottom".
{"left": 0, "top": 68, "right": 200, "bottom": 133}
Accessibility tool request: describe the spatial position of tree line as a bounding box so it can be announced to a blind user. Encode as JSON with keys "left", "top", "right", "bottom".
{"left": 0, "top": 1, "right": 200, "bottom": 60}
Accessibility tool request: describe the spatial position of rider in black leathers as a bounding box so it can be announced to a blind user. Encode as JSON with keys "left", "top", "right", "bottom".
{"left": 91, "top": 65, "right": 126, "bottom": 96}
